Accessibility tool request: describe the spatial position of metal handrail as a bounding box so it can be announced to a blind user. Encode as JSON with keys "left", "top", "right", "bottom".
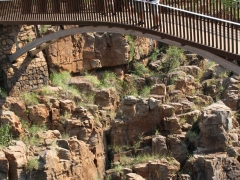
{"left": 156, "top": 3, "right": 240, "bottom": 26}
{"left": 0, "top": 0, "right": 239, "bottom": 60}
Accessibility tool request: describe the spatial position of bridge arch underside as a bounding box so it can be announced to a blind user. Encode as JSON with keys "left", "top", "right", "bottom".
{"left": 9, "top": 23, "right": 240, "bottom": 75}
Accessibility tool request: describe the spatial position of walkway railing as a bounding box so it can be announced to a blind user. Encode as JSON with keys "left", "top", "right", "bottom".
{"left": 0, "top": 0, "right": 240, "bottom": 56}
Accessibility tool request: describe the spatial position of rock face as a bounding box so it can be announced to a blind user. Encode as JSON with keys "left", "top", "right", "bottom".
{"left": 66, "top": 107, "right": 106, "bottom": 177}
{"left": 46, "top": 32, "right": 155, "bottom": 73}
{"left": 193, "top": 154, "right": 240, "bottom": 180}
{"left": 111, "top": 96, "right": 175, "bottom": 146}
{"left": 27, "top": 138, "right": 101, "bottom": 180}
{"left": 200, "top": 101, "right": 232, "bottom": 152}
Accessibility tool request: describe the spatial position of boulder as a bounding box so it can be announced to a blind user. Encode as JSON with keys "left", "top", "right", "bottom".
{"left": 10, "top": 100, "right": 28, "bottom": 121}
{"left": 152, "top": 135, "right": 168, "bottom": 155}
{"left": 162, "top": 117, "right": 182, "bottom": 134}
{"left": 177, "top": 110, "right": 201, "bottom": 125}
{"left": 126, "top": 173, "right": 145, "bottom": 180}
{"left": 200, "top": 101, "right": 232, "bottom": 152}
{"left": 59, "top": 100, "right": 76, "bottom": 114}
{"left": 168, "top": 135, "right": 188, "bottom": 165}
{"left": 0, "top": 111, "right": 24, "bottom": 137}
{"left": 95, "top": 88, "right": 119, "bottom": 112}
{"left": 28, "top": 104, "right": 50, "bottom": 125}
{"left": 177, "top": 66, "right": 202, "bottom": 78}
{"left": 150, "top": 84, "right": 166, "bottom": 96}
{"left": 148, "top": 158, "right": 180, "bottom": 180}
{"left": 69, "top": 76, "right": 95, "bottom": 92}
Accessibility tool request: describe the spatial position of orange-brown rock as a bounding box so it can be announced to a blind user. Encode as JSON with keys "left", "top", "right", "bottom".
{"left": 150, "top": 84, "right": 166, "bottom": 95}
{"left": 111, "top": 97, "right": 176, "bottom": 147}
{"left": 95, "top": 88, "right": 120, "bottom": 112}
{"left": 28, "top": 104, "right": 50, "bottom": 125}
{"left": 46, "top": 33, "right": 155, "bottom": 73}
{"left": 0, "top": 150, "right": 9, "bottom": 180}
{"left": 9, "top": 100, "right": 28, "bottom": 121}
{"left": 66, "top": 107, "right": 106, "bottom": 177}
{"left": 3, "top": 141, "right": 27, "bottom": 180}
{"left": 59, "top": 100, "right": 76, "bottom": 114}
{"left": 0, "top": 111, "right": 24, "bottom": 137}
{"left": 133, "top": 158, "right": 180, "bottom": 180}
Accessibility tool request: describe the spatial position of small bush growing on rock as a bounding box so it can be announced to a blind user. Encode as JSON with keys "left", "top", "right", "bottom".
{"left": 39, "top": 86, "right": 54, "bottom": 96}
{"left": 139, "top": 86, "right": 151, "bottom": 97}
{"left": 50, "top": 71, "right": 71, "bottom": 87}
{"left": 149, "top": 48, "right": 160, "bottom": 61}
{"left": 65, "top": 85, "right": 80, "bottom": 100}
{"left": 85, "top": 72, "right": 101, "bottom": 88}
{"left": 39, "top": 25, "right": 49, "bottom": 34}
{"left": 26, "top": 157, "right": 39, "bottom": 172}
{"left": 77, "top": 91, "right": 96, "bottom": 107}
{"left": 0, "top": 87, "right": 7, "bottom": 99}
{"left": 120, "top": 80, "right": 138, "bottom": 98}
{"left": 125, "top": 35, "right": 135, "bottom": 61}
{"left": 100, "top": 71, "right": 120, "bottom": 89}
{"left": 186, "top": 131, "right": 198, "bottom": 143}
{"left": 132, "top": 62, "right": 150, "bottom": 77}
{"left": 21, "top": 91, "right": 38, "bottom": 106}
{"left": 161, "top": 46, "right": 186, "bottom": 73}
{"left": 20, "top": 120, "right": 47, "bottom": 147}
{"left": 0, "top": 124, "right": 12, "bottom": 147}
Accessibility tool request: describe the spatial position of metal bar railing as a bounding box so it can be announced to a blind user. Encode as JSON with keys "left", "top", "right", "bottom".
{"left": 0, "top": 0, "right": 240, "bottom": 56}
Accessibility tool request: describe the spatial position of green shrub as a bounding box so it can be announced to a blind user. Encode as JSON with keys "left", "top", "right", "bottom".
{"left": 50, "top": 71, "right": 71, "bottom": 87}
{"left": 0, "top": 88, "right": 7, "bottom": 99}
{"left": 149, "top": 48, "right": 160, "bottom": 61}
{"left": 39, "top": 25, "right": 49, "bottom": 34}
{"left": 125, "top": 35, "right": 135, "bottom": 61}
{"left": 120, "top": 80, "right": 138, "bottom": 98}
{"left": 162, "top": 46, "right": 186, "bottom": 73}
{"left": 21, "top": 91, "right": 38, "bottom": 106}
{"left": 77, "top": 91, "right": 96, "bottom": 107}
{"left": 139, "top": 86, "right": 151, "bottom": 97}
{"left": 85, "top": 73, "right": 101, "bottom": 88}
{"left": 0, "top": 124, "right": 12, "bottom": 147}
{"left": 26, "top": 157, "right": 39, "bottom": 172}
{"left": 39, "top": 86, "right": 54, "bottom": 96}
{"left": 186, "top": 131, "right": 198, "bottom": 143}
{"left": 20, "top": 120, "right": 47, "bottom": 147}
{"left": 100, "top": 71, "right": 118, "bottom": 88}
{"left": 132, "top": 62, "right": 150, "bottom": 77}
{"left": 65, "top": 85, "right": 80, "bottom": 100}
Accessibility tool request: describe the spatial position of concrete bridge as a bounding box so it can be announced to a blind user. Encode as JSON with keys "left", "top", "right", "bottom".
{"left": 0, "top": 0, "right": 240, "bottom": 73}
